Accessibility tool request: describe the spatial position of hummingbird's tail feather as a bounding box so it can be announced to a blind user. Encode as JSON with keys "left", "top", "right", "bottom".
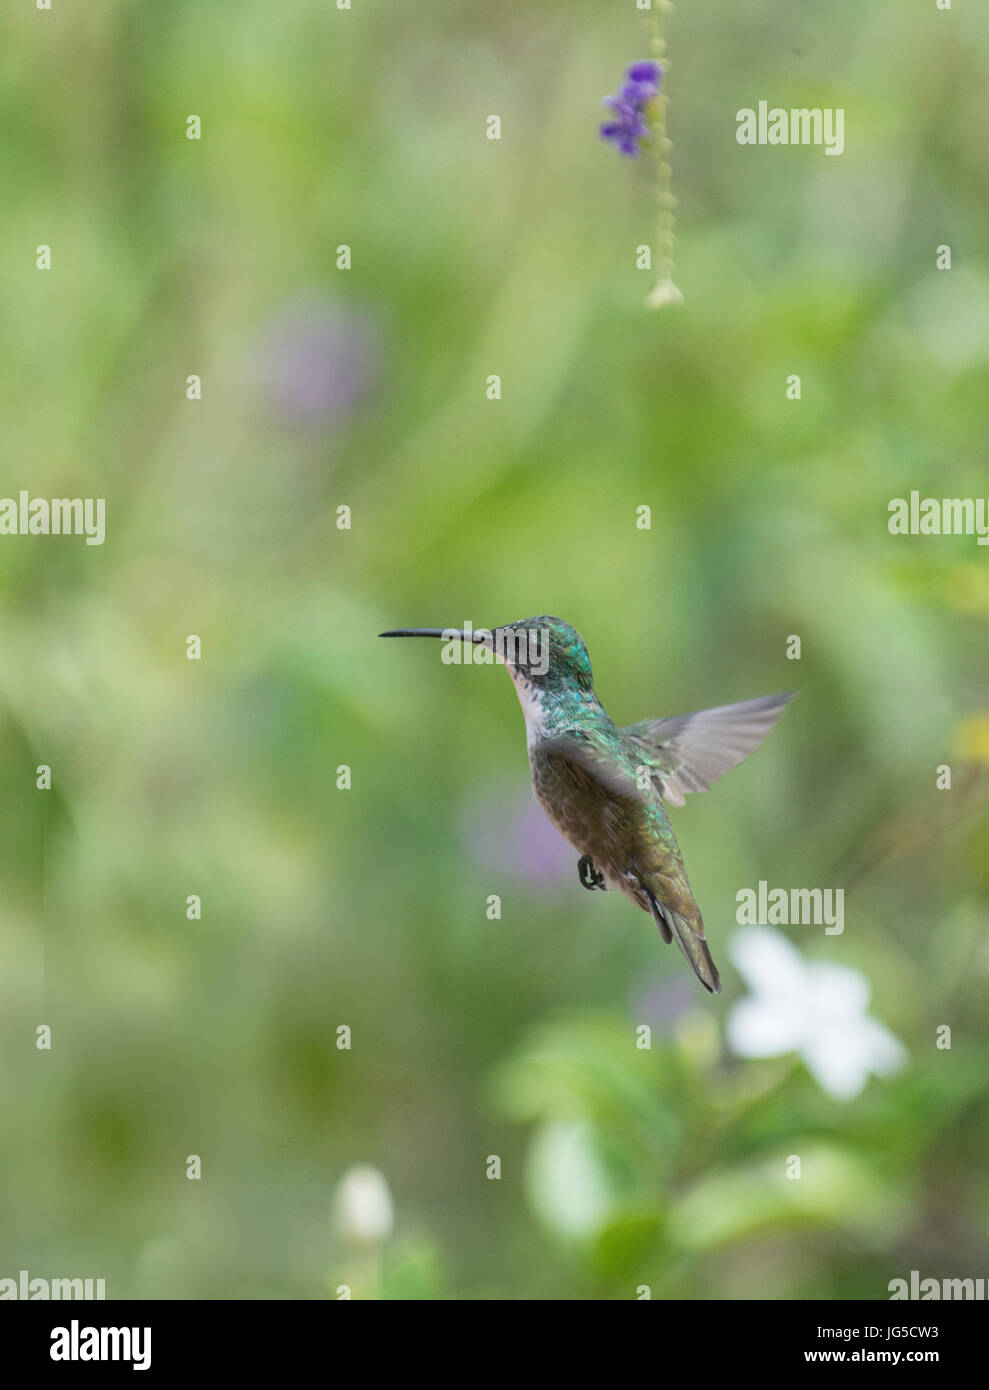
{"left": 669, "top": 913, "right": 722, "bottom": 994}
{"left": 645, "top": 889, "right": 722, "bottom": 994}
{"left": 652, "top": 905, "right": 672, "bottom": 944}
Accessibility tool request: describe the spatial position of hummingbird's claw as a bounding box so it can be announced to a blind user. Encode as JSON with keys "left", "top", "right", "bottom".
{"left": 577, "top": 856, "right": 607, "bottom": 891}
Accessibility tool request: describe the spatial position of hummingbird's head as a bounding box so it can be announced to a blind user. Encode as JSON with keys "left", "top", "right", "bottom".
{"left": 380, "top": 616, "right": 596, "bottom": 740}
{"left": 489, "top": 616, "right": 593, "bottom": 693}
{"left": 379, "top": 615, "right": 593, "bottom": 692}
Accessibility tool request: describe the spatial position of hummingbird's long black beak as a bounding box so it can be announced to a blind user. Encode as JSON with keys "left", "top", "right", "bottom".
{"left": 379, "top": 628, "right": 488, "bottom": 642}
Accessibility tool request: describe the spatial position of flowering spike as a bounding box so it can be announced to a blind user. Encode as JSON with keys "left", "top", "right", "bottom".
{"left": 599, "top": 60, "right": 664, "bottom": 158}
{"left": 596, "top": 5, "right": 684, "bottom": 308}
{"left": 642, "top": 4, "right": 682, "bottom": 306}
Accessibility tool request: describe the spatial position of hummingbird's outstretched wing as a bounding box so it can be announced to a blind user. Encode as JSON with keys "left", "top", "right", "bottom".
{"left": 623, "top": 692, "right": 796, "bottom": 808}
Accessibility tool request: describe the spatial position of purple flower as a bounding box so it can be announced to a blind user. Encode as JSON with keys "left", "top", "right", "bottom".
{"left": 600, "top": 60, "right": 664, "bottom": 157}
{"left": 460, "top": 786, "right": 572, "bottom": 893}
{"left": 627, "top": 60, "right": 662, "bottom": 87}
{"left": 622, "top": 81, "right": 658, "bottom": 105}
{"left": 254, "top": 293, "right": 381, "bottom": 429}
{"left": 600, "top": 100, "right": 649, "bottom": 158}
{"left": 630, "top": 976, "right": 697, "bottom": 1036}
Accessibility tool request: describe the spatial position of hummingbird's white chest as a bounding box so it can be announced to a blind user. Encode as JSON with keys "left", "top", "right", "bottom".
{"left": 505, "top": 666, "right": 550, "bottom": 749}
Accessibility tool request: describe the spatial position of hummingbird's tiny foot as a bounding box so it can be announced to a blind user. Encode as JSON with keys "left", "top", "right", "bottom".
{"left": 577, "top": 856, "right": 607, "bottom": 891}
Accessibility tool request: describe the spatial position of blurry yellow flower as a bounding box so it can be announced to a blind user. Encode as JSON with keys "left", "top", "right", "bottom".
{"left": 953, "top": 715, "right": 989, "bottom": 765}
{"left": 942, "top": 563, "right": 989, "bottom": 615}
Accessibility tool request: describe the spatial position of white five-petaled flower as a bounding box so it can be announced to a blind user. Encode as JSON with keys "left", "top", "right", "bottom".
{"left": 725, "top": 927, "right": 907, "bottom": 1101}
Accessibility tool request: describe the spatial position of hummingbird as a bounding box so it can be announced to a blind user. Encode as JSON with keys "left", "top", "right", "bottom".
{"left": 380, "top": 617, "right": 795, "bottom": 994}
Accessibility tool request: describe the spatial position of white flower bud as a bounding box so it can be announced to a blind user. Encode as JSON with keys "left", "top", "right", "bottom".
{"left": 333, "top": 1165, "right": 394, "bottom": 1245}
{"left": 645, "top": 278, "right": 684, "bottom": 309}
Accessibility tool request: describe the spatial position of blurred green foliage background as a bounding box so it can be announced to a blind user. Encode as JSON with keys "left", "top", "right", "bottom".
{"left": 1, "top": 0, "right": 988, "bottom": 1300}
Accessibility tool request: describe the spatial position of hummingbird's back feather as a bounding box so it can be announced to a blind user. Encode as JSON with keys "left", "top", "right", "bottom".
{"left": 623, "top": 691, "right": 796, "bottom": 807}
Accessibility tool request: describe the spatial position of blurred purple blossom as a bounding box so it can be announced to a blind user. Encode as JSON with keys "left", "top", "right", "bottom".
{"left": 254, "top": 293, "right": 381, "bottom": 428}
{"left": 629, "top": 975, "right": 697, "bottom": 1036}
{"left": 627, "top": 60, "right": 662, "bottom": 84}
{"left": 460, "top": 787, "right": 573, "bottom": 892}
{"left": 600, "top": 60, "right": 664, "bottom": 157}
